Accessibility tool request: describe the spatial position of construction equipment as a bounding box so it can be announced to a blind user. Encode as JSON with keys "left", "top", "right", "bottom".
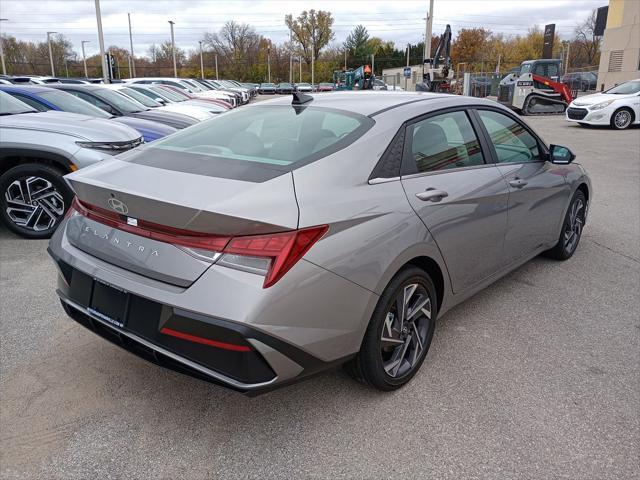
{"left": 497, "top": 59, "right": 573, "bottom": 115}
{"left": 416, "top": 24, "right": 453, "bottom": 92}
{"left": 333, "top": 65, "right": 374, "bottom": 91}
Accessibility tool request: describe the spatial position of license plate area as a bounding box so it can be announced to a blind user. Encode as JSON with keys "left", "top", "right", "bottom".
{"left": 89, "top": 280, "right": 128, "bottom": 328}
{"left": 68, "top": 270, "right": 129, "bottom": 328}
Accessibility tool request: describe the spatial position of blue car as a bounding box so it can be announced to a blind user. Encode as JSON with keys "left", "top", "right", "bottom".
{"left": 0, "top": 85, "right": 176, "bottom": 142}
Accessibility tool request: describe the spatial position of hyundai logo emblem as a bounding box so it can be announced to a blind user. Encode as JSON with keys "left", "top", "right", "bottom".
{"left": 107, "top": 198, "right": 128, "bottom": 215}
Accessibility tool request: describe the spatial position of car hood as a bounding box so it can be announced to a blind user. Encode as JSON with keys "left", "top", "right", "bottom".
{"left": 112, "top": 116, "right": 177, "bottom": 137}
{"left": 130, "top": 109, "right": 198, "bottom": 128}
{"left": 156, "top": 104, "right": 213, "bottom": 121}
{"left": 571, "top": 92, "right": 636, "bottom": 106}
{"left": 1, "top": 110, "right": 140, "bottom": 142}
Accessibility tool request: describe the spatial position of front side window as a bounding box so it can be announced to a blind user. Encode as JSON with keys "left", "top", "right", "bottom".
{"left": 408, "top": 110, "right": 484, "bottom": 173}
{"left": 477, "top": 110, "right": 541, "bottom": 164}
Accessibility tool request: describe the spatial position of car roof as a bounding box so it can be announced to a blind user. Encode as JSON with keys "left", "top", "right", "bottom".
{"left": 253, "top": 91, "right": 506, "bottom": 117}
{"left": 0, "top": 85, "right": 54, "bottom": 95}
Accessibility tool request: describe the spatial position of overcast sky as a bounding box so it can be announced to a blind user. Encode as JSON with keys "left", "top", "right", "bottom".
{"left": 1, "top": 0, "right": 605, "bottom": 57}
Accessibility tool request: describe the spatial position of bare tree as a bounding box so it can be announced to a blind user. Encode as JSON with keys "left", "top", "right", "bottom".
{"left": 574, "top": 9, "right": 601, "bottom": 66}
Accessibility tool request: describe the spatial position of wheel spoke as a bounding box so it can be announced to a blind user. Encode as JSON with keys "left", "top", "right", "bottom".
{"left": 407, "top": 295, "right": 430, "bottom": 321}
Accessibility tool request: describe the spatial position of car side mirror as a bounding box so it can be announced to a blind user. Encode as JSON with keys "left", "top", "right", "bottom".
{"left": 155, "top": 97, "right": 167, "bottom": 104}
{"left": 549, "top": 144, "right": 575, "bottom": 164}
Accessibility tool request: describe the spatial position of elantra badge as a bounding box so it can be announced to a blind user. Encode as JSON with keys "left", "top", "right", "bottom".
{"left": 107, "top": 198, "right": 128, "bottom": 215}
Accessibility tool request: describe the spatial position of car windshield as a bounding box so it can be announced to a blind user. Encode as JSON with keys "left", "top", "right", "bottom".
{"left": 118, "top": 87, "right": 161, "bottom": 107}
{"left": 156, "top": 87, "right": 189, "bottom": 101}
{"left": 520, "top": 64, "right": 532, "bottom": 74}
{"left": 150, "top": 86, "right": 184, "bottom": 102}
{"left": 604, "top": 80, "right": 640, "bottom": 95}
{"left": 39, "top": 89, "right": 112, "bottom": 118}
{"left": 0, "top": 91, "right": 38, "bottom": 114}
{"left": 262, "top": 83, "right": 275, "bottom": 87}
{"left": 147, "top": 105, "right": 373, "bottom": 167}
{"left": 298, "top": 83, "right": 311, "bottom": 87}
{"left": 92, "top": 88, "right": 146, "bottom": 113}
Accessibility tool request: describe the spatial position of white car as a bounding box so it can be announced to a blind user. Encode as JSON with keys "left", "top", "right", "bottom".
{"left": 100, "top": 84, "right": 215, "bottom": 122}
{"left": 566, "top": 79, "right": 640, "bottom": 130}
{"left": 125, "top": 78, "right": 237, "bottom": 107}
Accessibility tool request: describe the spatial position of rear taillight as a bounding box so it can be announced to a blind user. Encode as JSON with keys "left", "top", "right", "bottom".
{"left": 220, "top": 226, "right": 328, "bottom": 288}
{"left": 70, "top": 198, "right": 327, "bottom": 288}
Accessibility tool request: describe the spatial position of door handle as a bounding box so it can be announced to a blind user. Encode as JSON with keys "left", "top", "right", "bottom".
{"left": 509, "top": 178, "right": 528, "bottom": 189}
{"left": 415, "top": 189, "right": 449, "bottom": 202}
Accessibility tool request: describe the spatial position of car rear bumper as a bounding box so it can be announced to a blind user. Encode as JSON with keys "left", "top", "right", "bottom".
{"left": 51, "top": 253, "right": 356, "bottom": 395}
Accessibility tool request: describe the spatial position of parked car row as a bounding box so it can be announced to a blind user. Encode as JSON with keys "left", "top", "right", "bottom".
{"left": 0, "top": 75, "right": 258, "bottom": 238}
{"left": 259, "top": 82, "right": 336, "bottom": 94}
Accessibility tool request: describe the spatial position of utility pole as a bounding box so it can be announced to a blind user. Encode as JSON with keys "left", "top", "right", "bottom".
{"left": 311, "top": 38, "right": 315, "bottom": 88}
{"left": 299, "top": 56, "right": 302, "bottom": 82}
{"left": 81, "top": 40, "right": 90, "bottom": 77}
{"left": 267, "top": 47, "right": 271, "bottom": 83}
{"left": 94, "top": 0, "right": 108, "bottom": 83}
{"left": 371, "top": 53, "right": 375, "bottom": 76}
{"left": 127, "top": 13, "right": 136, "bottom": 77}
{"left": 344, "top": 49, "right": 347, "bottom": 70}
{"left": 47, "top": 31, "right": 57, "bottom": 77}
{"left": 168, "top": 20, "right": 177, "bottom": 77}
{"left": 0, "top": 19, "right": 8, "bottom": 76}
{"left": 496, "top": 53, "right": 501, "bottom": 74}
{"left": 199, "top": 40, "right": 204, "bottom": 79}
{"left": 64, "top": 57, "right": 69, "bottom": 77}
{"left": 426, "top": 0, "right": 434, "bottom": 59}
{"left": 565, "top": 41, "right": 571, "bottom": 74}
{"left": 214, "top": 54, "right": 218, "bottom": 80}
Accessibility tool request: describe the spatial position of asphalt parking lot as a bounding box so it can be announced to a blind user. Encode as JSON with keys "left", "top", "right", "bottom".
{"left": 1, "top": 114, "right": 638, "bottom": 479}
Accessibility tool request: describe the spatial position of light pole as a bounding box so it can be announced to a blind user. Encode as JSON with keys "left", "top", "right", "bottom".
{"left": 47, "top": 31, "right": 57, "bottom": 77}
{"left": 214, "top": 54, "right": 218, "bottom": 80}
{"left": 299, "top": 56, "right": 302, "bottom": 82}
{"left": 95, "top": 0, "right": 108, "bottom": 83}
{"left": 0, "top": 18, "right": 8, "bottom": 76}
{"left": 81, "top": 40, "right": 90, "bottom": 78}
{"left": 289, "top": 26, "right": 293, "bottom": 83}
{"left": 128, "top": 13, "right": 136, "bottom": 77}
{"left": 168, "top": 20, "right": 177, "bottom": 77}
{"left": 344, "top": 48, "right": 347, "bottom": 70}
{"left": 199, "top": 40, "right": 204, "bottom": 79}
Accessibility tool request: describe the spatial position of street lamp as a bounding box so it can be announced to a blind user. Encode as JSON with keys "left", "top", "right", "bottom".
{"left": 47, "top": 31, "right": 57, "bottom": 77}
{"left": 168, "top": 20, "right": 177, "bottom": 77}
{"left": 81, "top": 40, "right": 90, "bottom": 78}
{"left": 0, "top": 18, "right": 8, "bottom": 76}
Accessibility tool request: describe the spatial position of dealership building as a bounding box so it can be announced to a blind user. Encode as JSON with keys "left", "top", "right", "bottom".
{"left": 597, "top": 0, "right": 640, "bottom": 89}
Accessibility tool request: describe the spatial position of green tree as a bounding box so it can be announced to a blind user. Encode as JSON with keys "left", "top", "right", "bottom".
{"left": 285, "top": 10, "right": 334, "bottom": 64}
{"left": 344, "top": 25, "right": 371, "bottom": 58}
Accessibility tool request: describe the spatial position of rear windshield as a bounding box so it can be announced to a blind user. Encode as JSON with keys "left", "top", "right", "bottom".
{"left": 144, "top": 105, "right": 373, "bottom": 171}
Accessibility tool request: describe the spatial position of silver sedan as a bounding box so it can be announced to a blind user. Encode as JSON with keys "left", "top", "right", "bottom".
{"left": 49, "top": 92, "right": 591, "bottom": 394}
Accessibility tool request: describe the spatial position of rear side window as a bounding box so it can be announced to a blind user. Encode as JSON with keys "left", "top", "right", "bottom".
{"left": 408, "top": 110, "right": 484, "bottom": 173}
{"left": 149, "top": 105, "right": 373, "bottom": 167}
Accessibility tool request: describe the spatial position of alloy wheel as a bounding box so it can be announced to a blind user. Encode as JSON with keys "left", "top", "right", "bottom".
{"left": 380, "top": 283, "right": 431, "bottom": 378}
{"left": 5, "top": 176, "right": 65, "bottom": 232}
{"left": 614, "top": 110, "right": 631, "bottom": 129}
{"left": 564, "top": 197, "right": 584, "bottom": 254}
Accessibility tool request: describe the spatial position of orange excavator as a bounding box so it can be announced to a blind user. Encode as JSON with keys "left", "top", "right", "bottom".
{"left": 498, "top": 59, "right": 573, "bottom": 115}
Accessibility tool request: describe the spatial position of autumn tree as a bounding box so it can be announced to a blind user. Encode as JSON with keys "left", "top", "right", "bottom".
{"left": 285, "top": 10, "right": 334, "bottom": 64}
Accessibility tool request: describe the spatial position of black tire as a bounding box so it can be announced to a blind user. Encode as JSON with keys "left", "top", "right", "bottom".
{"left": 543, "top": 190, "right": 586, "bottom": 261}
{"left": 0, "top": 163, "right": 73, "bottom": 239}
{"left": 610, "top": 107, "right": 634, "bottom": 130}
{"left": 581, "top": 81, "right": 588, "bottom": 92}
{"left": 345, "top": 266, "right": 438, "bottom": 391}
